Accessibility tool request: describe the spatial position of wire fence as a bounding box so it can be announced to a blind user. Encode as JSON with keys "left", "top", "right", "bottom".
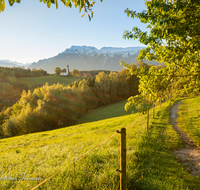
{"left": 30, "top": 113, "right": 143, "bottom": 190}
{"left": 103, "top": 170, "right": 118, "bottom": 190}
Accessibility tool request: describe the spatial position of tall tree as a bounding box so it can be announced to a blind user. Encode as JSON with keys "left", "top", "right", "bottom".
{"left": 54, "top": 67, "right": 61, "bottom": 75}
{"left": 124, "top": 0, "right": 200, "bottom": 66}
{"left": 122, "top": 0, "right": 200, "bottom": 112}
{"left": 71, "top": 69, "right": 80, "bottom": 76}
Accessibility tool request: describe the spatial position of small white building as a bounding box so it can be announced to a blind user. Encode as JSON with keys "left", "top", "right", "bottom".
{"left": 60, "top": 64, "right": 69, "bottom": 76}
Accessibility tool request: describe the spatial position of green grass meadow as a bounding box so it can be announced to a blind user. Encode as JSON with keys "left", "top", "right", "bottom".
{"left": 16, "top": 75, "right": 80, "bottom": 88}
{"left": 177, "top": 96, "right": 200, "bottom": 148}
{"left": 0, "top": 99, "right": 200, "bottom": 189}
{"left": 78, "top": 100, "right": 137, "bottom": 124}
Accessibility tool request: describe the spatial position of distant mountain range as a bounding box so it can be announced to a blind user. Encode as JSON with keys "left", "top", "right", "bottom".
{"left": 29, "top": 46, "right": 160, "bottom": 73}
{"left": 1, "top": 46, "right": 160, "bottom": 73}
{"left": 0, "top": 60, "right": 31, "bottom": 68}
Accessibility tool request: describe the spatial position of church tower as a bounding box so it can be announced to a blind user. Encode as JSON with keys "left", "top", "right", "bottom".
{"left": 67, "top": 64, "right": 69, "bottom": 75}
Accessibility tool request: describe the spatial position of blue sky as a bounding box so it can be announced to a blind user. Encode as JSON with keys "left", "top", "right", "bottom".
{"left": 0, "top": 0, "right": 148, "bottom": 64}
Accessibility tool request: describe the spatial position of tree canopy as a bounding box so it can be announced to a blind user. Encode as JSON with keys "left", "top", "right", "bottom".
{"left": 0, "top": 68, "right": 141, "bottom": 136}
{"left": 71, "top": 69, "right": 80, "bottom": 76}
{"left": 123, "top": 0, "right": 200, "bottom": 76}
{"left": 0, "top": 0, "right": 102, "bottom": 20}
{"left": 122, "top": 0, "right": 200, "bottom": 113}
{"left": 54, "top": 67, "right": 61, "bottom": 75}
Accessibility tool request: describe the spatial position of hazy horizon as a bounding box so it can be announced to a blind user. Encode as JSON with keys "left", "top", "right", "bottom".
{"left": 1, "top": 45, "right": 146, "bottom": 65}
{"left": 0, "top": 0, "right": 148, "bottom": 64}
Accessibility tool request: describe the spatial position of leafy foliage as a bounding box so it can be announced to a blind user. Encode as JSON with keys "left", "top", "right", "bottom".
{"left": 0, "top": 66, "right": 49, "bottom": 78}
{"left": 80, "top": 70, "right": 111, "bottom": 77}
{"left": 122, "top": 0, "right": 200, "bottom": 114}
{"left": 124, "top": 0, "right": 200, "bottom": 65}
{"left": 54, "top": 67, "right": 61, "bottom": 75}
{"left": 0, "top": 67, "right": 49, "bottom": 111}
{"left": 1, "top": 67, "right": 141, "bottom": 137}
{"left": 1, "top": 0, "right": 102, "bottom": 20}
{"left": 71, "top": 68, "right": 80, "bottom": 76}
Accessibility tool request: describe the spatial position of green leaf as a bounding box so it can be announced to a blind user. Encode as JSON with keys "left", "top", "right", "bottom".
{"left": 88, "top": 14, "right": 91, "bottom": 21}
{"left": 56, "top": 0, "right": 58, "bottom": 9}
{"left": 8, "top": 0, "right": 15, "bottom": 6}
{"left": 0, "top": 0, "right": 5, "bottom": 13}
{"left": 47, "top": 1, "right": 51, "bottom": 8}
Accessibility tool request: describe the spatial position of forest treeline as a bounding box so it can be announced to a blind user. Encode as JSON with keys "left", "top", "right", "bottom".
{"left": 0, "top": 62, "right": 160, "bottom": 137}
{"left": 79, "top": 70, "right": 112, "bottom": 77}
{"left": 0, "top": 66, "right": 49, "bottom": 78}
{"left": 0, "top": 66, "right": 49, "bottom": 111}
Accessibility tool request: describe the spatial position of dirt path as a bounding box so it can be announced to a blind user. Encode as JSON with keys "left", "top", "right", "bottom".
{"left": 171, "top": 101, "right": 200, "bottom": 177}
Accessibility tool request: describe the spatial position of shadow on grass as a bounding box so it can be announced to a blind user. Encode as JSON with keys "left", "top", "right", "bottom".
{"left": 127, "top": 102, "right": 200, "bottom": 190}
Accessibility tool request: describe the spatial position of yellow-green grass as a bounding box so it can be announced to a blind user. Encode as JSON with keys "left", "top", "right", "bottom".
{"left": 16, "top": 75, "right": 80, "bottom": 88}
{"left": 0, "top": 100, "right": 200, "bottom": 189}
{"left": 177, "top": 96, "right": 200, "bottom": 148}
{"left": 78, "top": 100, "right": 137, "bottom": 124}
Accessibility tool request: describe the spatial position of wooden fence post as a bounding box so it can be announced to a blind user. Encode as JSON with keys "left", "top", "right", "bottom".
{"left": 120, "top": 128, "right": 126, "bottom": 190}
{"left": 116, "top": 128, "right": 126, "bottom": 190}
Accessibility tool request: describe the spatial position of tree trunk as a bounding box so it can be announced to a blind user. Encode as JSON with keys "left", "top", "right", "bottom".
{"left": 147, "top": 109, "right": 149, "bottom": 132}
{"left": 160, "top": 98, "right": 162, "bottom": 108}
{"left": 153, "top": 104, "right": 155, "bottom": 119}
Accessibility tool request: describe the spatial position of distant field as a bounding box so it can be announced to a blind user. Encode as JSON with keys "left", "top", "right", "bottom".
{"left": 1, "top": 100, "right": 200, "bottom": 189}
{"left": 16, "top": 75, "right": 81, "bottom": 87}
{"left": 78, "top": 100, "right": 137, "bottom": 123}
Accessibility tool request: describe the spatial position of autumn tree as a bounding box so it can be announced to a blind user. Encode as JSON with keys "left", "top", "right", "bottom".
{"left": 120, "top": 0, "right": 200, "bottom": 124}
{"left": 87, "top": 75, "right": 95, "bottom": 87}
{"left": 71, "top": 69, "right": 80, "bottom": 76}
{"left": 123, "top": 0, "right": 200, "bottom": 97}
{"left": 54, "top": 67, "right": 61, "bottom": 75}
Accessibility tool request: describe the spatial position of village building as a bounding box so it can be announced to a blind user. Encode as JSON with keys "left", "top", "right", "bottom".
{"left": 80, "top": 73, "right": 92, "bottom": 78}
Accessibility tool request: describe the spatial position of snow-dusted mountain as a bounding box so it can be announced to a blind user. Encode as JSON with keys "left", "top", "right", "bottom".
{"left": 29, "top": 46, "right": 159, "bottom": 73}
{"left": 61, "top": 46, "right": 143, "bottom": 57}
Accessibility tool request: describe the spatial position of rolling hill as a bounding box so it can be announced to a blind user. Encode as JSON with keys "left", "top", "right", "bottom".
{"left": 1, "top": 99, "right": 200, "bottom": 189}
{"left": 16, "top": 75, "right": 81, "bottom": 88}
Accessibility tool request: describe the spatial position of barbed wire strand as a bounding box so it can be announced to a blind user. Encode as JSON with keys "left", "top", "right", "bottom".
{"left": 73, "top": 132, "right": 117, "bottom": 162}
{"left": 125, "top": 112, "right": 143, "bottom": 129}
{"left": 30, "top": 132, "right": 117, "bottom": 190}
{"left": 57, "top": 132, "right": 118, "bottom": 189}
{"left": 30, "top": 170, "right": 60, "bottom": 190}
{"left": 103, "top": 170, "right": 118, "bottom": 190}
{"left": 61, "top": 113, "right": 143, "bottom": 189}
{"left": 31, "top": 112, "right": 143, "bottom": 190}
{"left": 102, "top": 111, "right": 142, "bottom": 190}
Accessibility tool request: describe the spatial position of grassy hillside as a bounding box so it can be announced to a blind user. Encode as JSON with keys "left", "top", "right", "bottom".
{"left": 78, "top": 100, "right": 137, "bottom": 124}
{"left": 16, "top": 75, "right": 80, "bottom": 88}
{"left": 177, "top": 96, "right": 200, "bottom": 148}
{"left": 0, "top": 99, "right": 200, "bottom": 189}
